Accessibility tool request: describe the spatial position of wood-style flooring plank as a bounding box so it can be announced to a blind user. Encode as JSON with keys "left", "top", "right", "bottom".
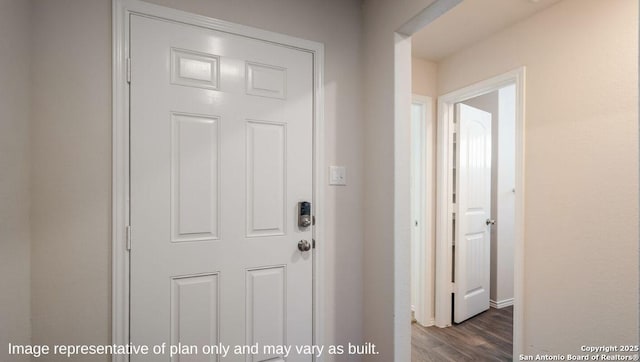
{"left": 411, "top": 307, "right": 513, "bottom": 362}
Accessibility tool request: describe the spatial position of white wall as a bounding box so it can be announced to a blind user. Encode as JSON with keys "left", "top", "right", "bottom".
{"left": 0, "top": 0, "right": 32, "bottom": 361}
{"left": 29, "top": 0, "right": 364, "bottom": 360}
{"left": 437, "top": 0, "right": 638, "bottom": 353}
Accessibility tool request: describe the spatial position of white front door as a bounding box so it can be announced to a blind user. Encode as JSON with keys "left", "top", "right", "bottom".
{"left": 454, "top": 103, "right": 492, "bottom": 323}
{"left": 130, "top": 15, "right": 313, "bottom": 361}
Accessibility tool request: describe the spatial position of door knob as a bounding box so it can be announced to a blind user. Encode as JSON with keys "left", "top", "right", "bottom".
{"left": 298, "top": 240, "right": 311, "bottom": 252}
{"left": 486, "top": 219, "right": 496, "bottom": 226}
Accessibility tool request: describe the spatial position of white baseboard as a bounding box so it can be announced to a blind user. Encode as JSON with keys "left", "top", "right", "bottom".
{"left": 490, "top": 298, "right": 514, "bottom": 309}
{"left": 414, "top": 318, "right": 435, "bottom": 328}
{"left": 411, "top": 305, "right": 435, "bottom": 326}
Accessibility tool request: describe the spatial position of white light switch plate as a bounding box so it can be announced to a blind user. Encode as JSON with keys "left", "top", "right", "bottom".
{"left": 329, "top": 166, "right": 347, "bottom": 186}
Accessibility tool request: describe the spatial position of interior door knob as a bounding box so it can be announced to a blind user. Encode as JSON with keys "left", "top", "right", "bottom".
{"left": 298, "top": 239, "right": 311, "bottom": 252}
{"left": 486, "top": 219, "right": 496, "bottom": 226}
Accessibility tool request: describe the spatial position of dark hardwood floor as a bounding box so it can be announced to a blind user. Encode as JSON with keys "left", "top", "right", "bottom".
{"left": 411, "top": 306, "right": 513, "bottom": 362}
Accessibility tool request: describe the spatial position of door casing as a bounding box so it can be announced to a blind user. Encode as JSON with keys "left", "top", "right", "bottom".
{"left": 111, "top": 1, "right": 325, "bottom": 361}
{"left": 434, "top": 68, "right": 525, "bottom": 354}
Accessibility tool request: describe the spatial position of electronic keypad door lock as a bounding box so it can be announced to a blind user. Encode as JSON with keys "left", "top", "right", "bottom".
{"left": 298, "top": 201, "right": 311, "bottom": 228}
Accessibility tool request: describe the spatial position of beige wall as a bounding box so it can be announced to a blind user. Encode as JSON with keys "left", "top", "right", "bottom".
{"left": 0, "top": 1, "right": 32, "bottom": 361}
{"left": 411, "top": 57, "right": 437, "bottom": 97}
{"left": 29, "top": 0, "right": 363, "bottom": 361}
{"left": 437, "top": 0, "right": 639, "bottom": 353}
{"left": 31, "top": 1, "right": 112, "bottom": 360}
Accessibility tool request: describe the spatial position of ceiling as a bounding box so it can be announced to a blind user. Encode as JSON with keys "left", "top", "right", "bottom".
{"left": 412, "top": 0, "right": 562, "bottom": 61}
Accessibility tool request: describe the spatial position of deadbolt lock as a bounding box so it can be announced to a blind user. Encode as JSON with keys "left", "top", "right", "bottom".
{"left": 298, "top": 201, "right": 311, "bottom": 228}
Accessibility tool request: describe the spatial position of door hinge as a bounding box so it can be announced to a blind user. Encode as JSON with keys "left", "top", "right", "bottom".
{"left": 126, "top": 58, "right": 131, "bottom": 84}
{"left": 125, "top": 225, "right": 132, "bottom": 251}
{"left": 451, "top": 282, "right": 456, "bottom": 293}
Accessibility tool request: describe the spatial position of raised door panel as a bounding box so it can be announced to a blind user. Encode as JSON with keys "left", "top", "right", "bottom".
{"left": 246, "top": 121, "right": 286, "bottom": 237}
{"left": 171, "top": 274, "right": 219, "bottom": 362}
{"left": 246, "top": 267, "right": 286, "bottom": 362}
{"left": 171, "top": 48, "right": 220, "bottom": 90}
{"left": 171, "top": 113, "right": 219, "bottom": 242}
{"left": 246, "top": 62, "right": 286, "bottom": 99}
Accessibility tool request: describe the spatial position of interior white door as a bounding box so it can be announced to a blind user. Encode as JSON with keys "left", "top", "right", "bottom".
{"left": 410, "top": 101, "right": 424, "bottom": 323}
{"left": 129, "top": 15, "right": 313, "bottom": 361}
{"left": 454, "top": 103, "right": 492, "bottom": 324}
{"left": 410, "top": 99, "right": 427, "bottom": 326}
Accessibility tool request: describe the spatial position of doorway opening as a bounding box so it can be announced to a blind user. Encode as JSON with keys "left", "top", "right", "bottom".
{"left": 409, "top": 66, "right": 525, "bottom": 360}
{"left": 455, "top": 85, "right": 517, "bottom": 317}
{"left": 409, "top": 65, "right": 524, "bottom": 360}
{"left": 411, "top": 60, "right": 525, "bottom": 357}
{"left": 399, "top": 2, "right": 528, "bottom": 359}
{"left": 434, "top": 68, "right": 524, "bottom": 333}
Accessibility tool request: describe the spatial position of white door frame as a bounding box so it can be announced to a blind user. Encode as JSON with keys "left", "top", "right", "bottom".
{"left": 111, "top": 1, "right": 325, "bottom": 361}
{"left": 434, "top": 68, "right": 525, "bottom": 354}
{"left": 410, "top": 94, "right": 434, "bottom": 327}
